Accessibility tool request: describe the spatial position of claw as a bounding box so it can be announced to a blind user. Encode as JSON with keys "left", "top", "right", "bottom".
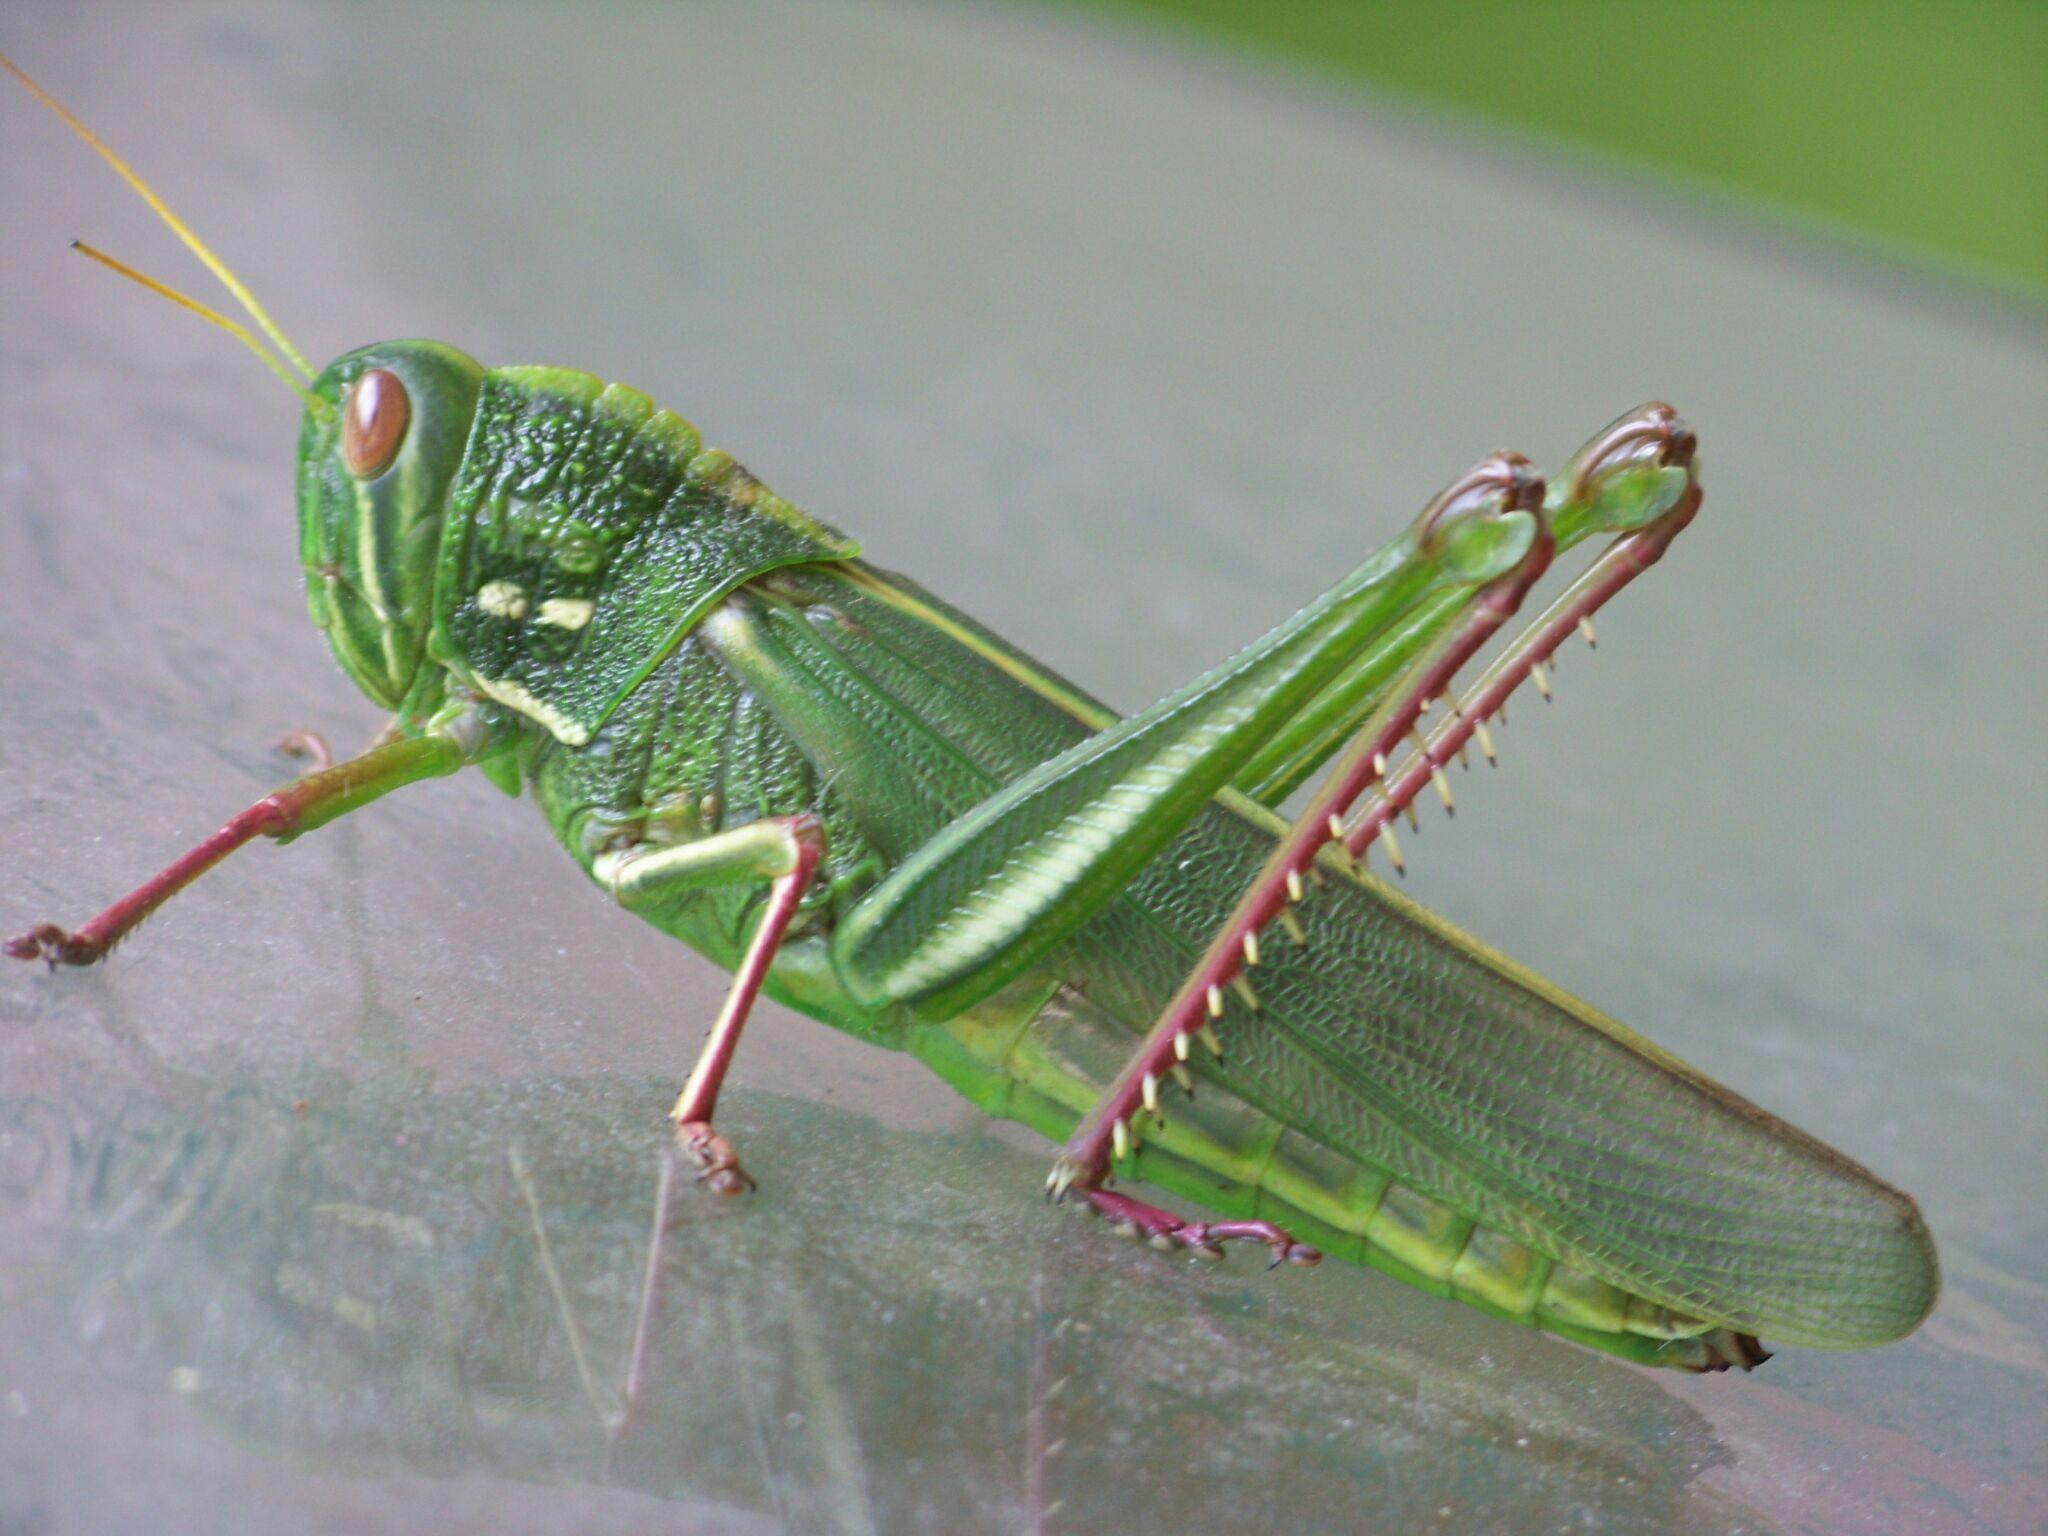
{"left": 1066, "top": 1186, "right": 1320, "bottom": 1270}
{"left": 275, "top": 729, "right": 333, "bottom": 772}
{"left": 673, "top": 1120, "right": 755, "bottom": 1196}
{"left": 5, "top": 923, "right": 103, "bottom": 968}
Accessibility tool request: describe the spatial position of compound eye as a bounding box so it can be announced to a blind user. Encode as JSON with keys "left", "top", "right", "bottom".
{"left": 341, "top": 368, "right": 410, "bottom": 479}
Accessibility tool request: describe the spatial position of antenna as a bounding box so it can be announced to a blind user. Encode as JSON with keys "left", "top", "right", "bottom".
{"left": 69, "top": 240, "right": 326, "bottom": 413}
{"left": 1, "top": 49, "right": 318, "bottom": 381}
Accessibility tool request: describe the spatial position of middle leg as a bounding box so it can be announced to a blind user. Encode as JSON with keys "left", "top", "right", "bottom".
{"left": 595, "top": 814, "right": 826, "bottom": 1193}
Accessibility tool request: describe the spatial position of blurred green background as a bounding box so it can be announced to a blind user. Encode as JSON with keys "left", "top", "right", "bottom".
{"left": 1064, "top": 0, "right": 2048, "bottom": 304}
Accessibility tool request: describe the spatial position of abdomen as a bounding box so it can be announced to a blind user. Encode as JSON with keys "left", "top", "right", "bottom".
{"left": 910, "top": 977, "right": 1772, "bottom": 1369}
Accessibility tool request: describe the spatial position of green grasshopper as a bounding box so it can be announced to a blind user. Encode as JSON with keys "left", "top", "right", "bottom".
{"left": 4, "top": 55, "right": 1936, "bottom": 1373}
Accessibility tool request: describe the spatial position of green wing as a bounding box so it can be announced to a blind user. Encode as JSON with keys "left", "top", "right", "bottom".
{"left": 719, "top": 562, "right": 1937, "bottom": 1349}
{"left": 1079, "top": 796, "right": 1937, "bottom": 1347}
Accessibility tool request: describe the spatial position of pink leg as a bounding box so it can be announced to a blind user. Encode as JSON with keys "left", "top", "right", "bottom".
{"left": 1075, "top": 1186, "right": 1322, "bottom": 1268}
{"left": 1046, "top": 521, "right": 1554, "bottom": 1226}
{"left": 666, "top": 817, "right": 825, "bottom": 1194}
{"left": 1050, "top": 439, "right": 1702, "bottom": 1254}
{"left": 7, "top": 730, "right": 470, "bottom": 968}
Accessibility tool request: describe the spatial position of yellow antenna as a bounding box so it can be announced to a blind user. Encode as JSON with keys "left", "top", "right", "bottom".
{"left": 68, "top": 241, "right": 329, "bottom": 415}
{"left": 1, "top": 49, "right": 317, "bottom": 381}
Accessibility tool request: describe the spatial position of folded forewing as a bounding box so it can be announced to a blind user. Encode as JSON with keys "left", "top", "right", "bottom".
{"left": 1077, "top": 797, "right": 1937, "bottom": 1347}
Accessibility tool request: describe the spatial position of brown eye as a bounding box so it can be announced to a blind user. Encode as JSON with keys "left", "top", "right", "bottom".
{"left": 341, "top": 368, "right": 410, "bottom": 478}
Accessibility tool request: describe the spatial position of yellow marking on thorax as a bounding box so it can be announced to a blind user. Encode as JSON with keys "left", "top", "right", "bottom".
{"left": 477, "top": 579, "right": 530, "bottom": 620}
{"left": 536, "top": 596, "right": 595, "bottom": 630}
{"left": 471, "top": 673, "right": 591, "bottom": 746}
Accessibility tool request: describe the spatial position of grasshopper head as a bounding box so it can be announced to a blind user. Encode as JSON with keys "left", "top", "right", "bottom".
{"left": 0, "top": 55, "right": 484, "bottom": 711}
{"left": 298, "top": 341, "right": 485, "bottom": 708}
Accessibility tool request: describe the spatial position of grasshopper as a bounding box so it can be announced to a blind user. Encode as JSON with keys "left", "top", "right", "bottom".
{"left": 4, "top": 55, "right": 1936, "bottom": 1372}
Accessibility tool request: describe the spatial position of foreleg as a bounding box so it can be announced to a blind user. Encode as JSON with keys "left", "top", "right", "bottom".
{"left": 7, "top": 715, "right": 486, "bottom": 967}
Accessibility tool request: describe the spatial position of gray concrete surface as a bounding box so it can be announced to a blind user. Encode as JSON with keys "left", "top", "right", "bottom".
{"left": 2, "top": 2, "right": 2043, "bottom": 1532}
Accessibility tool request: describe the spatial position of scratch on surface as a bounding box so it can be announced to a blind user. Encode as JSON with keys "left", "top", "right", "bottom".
{"left": 508, "top": 1142, "right": 612, "bottom": 1430}
{"left": 789, "top": 1282, "right": 880, "bottom": 1536}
